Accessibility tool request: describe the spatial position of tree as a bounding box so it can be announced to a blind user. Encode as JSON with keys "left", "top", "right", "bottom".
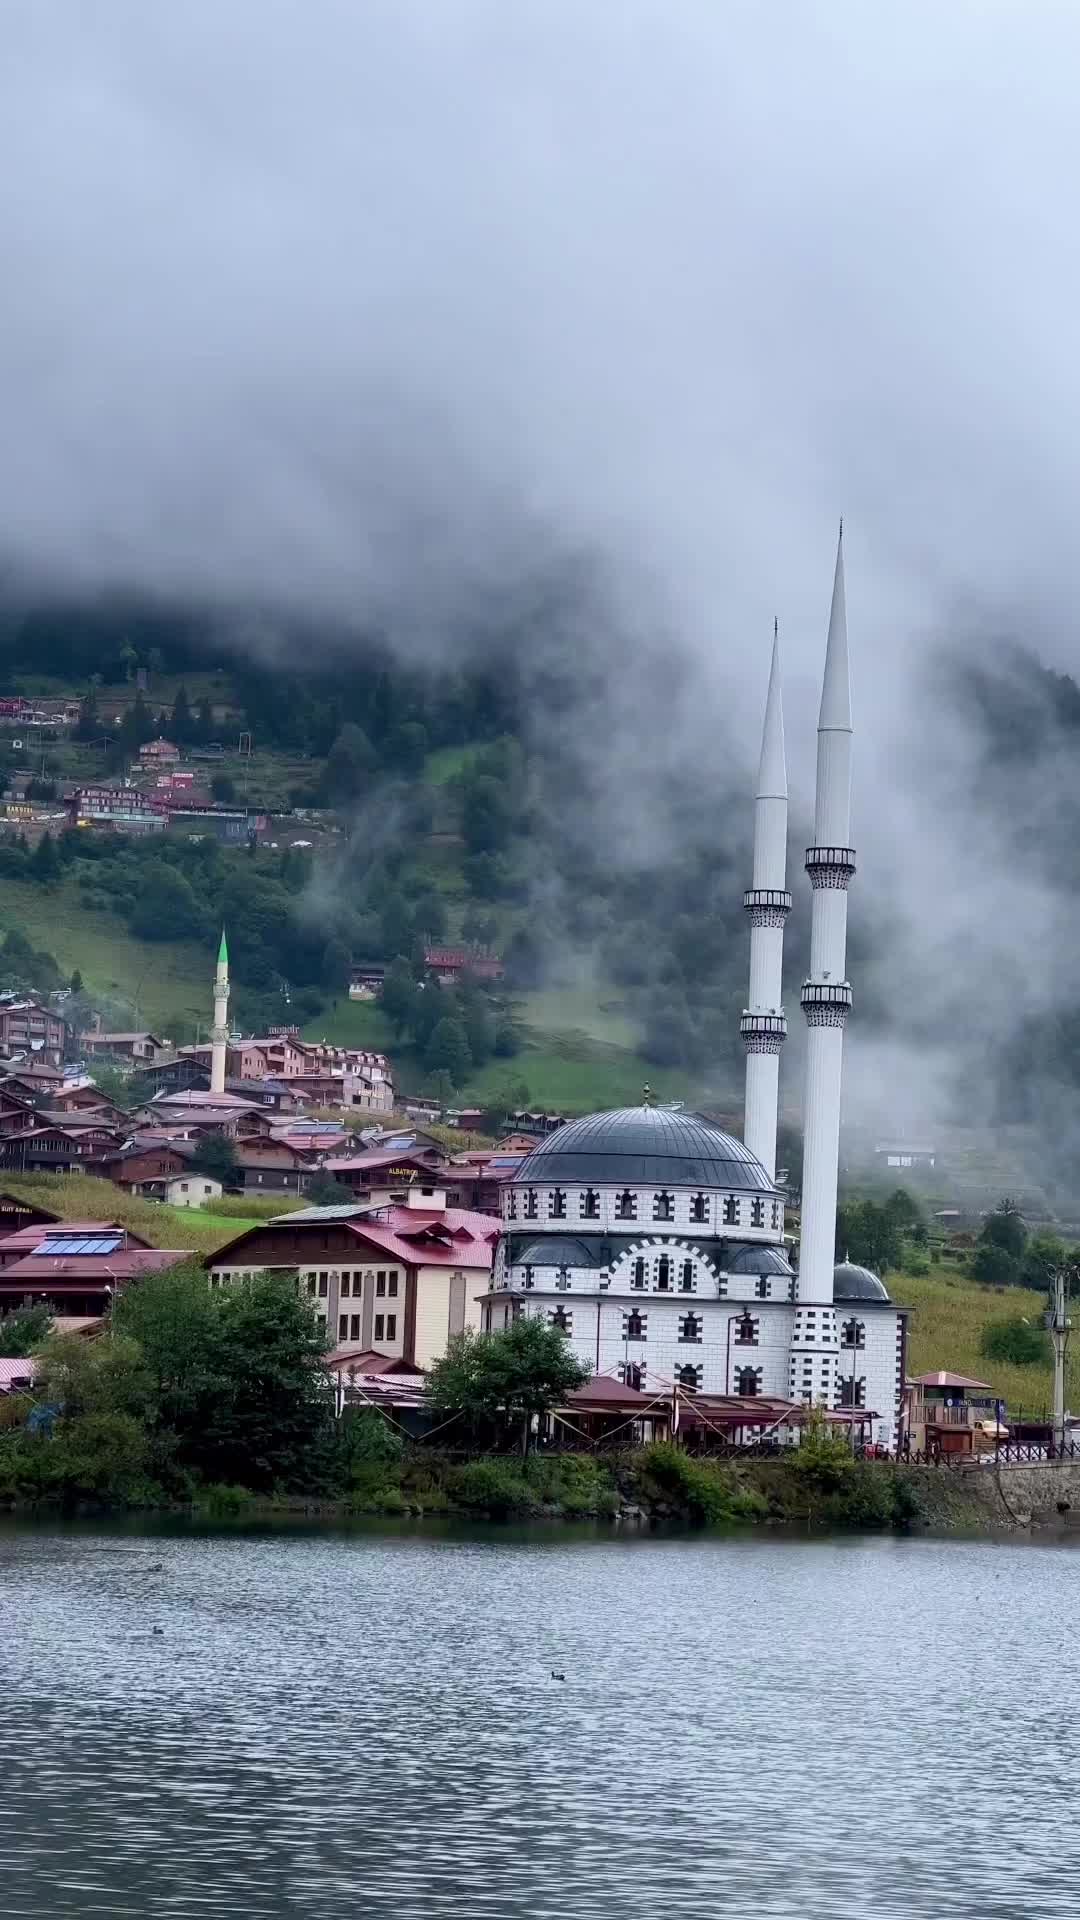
{"left": 189, "top": 1133, "right": 238, "bottom": 1183}
{"left": 981, "top": 1316, "right": 1052, "bottom": 1367}
{"left": 461, "top": 775, "right": 511, "bottom": 856}
{"left": 129, "top": 864, "right": 205, "bottom": 941}
{"left": 834, "top": 1199, "right": 902, "bottom": 1275}
{"left": 170, "top": 684, "right": 193, "bottom": 744}
{"left": 211, "top": 772, "right": 235, "bottom": 803}
{"left": 972, "top": 1242, "right": 1022, "bottom": 1288}
{"left": 424, "top": 1015, "right": 472, "bottom": 1086}
{"left": 426, "top": 1321, "right": 590, "bottom": 1454}
{"left": 192, "top": 1275, "right": 335, "bottom": 1490}
{"left": 323, "top": 723, "right": 376, "bottom": 804}
{"left": 982, "top": 1200, "right": 1027, "bottom": 1258}
{"left": 0, "top": 1304, "right": 52, "bottom": 1356}
{"left": 30, "top": 831, "right": 60, "bottom": 884}
{"left": 1022, "top": 1232, "right": 1069, "bottom": 1293}
{"left": 380, "top": 956, "right": 420, "bottom": 1036}
{"left": 69, "top": 968, "right": 83, "bottom": 994}
{"left": 306, "top": 1173, "right": 352, "bottom": 1206}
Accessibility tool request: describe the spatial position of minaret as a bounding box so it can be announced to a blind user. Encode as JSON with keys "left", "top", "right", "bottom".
{"left": 791, "top": 528, "right": 855, "bottom": 1407}
{"left": 210, "top": 928, "right": 229, "bottom": 1095}
{"left": 740, "top": 620, "right": 790, "bottom": 1180}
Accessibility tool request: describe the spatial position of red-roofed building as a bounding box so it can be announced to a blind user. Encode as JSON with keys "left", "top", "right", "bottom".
{"left": 424, "top": 945, "right": 502, "bottom": 984}
{"left": 0, "top": 1234, "right": 189, "bottom": 1316}
{"left": 205, "top": 1194, "right": 497, "bottom": 1369}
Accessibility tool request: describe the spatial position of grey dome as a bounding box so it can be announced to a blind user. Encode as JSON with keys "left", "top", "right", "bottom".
{"left": 512, "top": 1107, "right": 774, "bottom": 1192}
{"left": 727, "top": 1244, "right": 794, "bottom": 1277}
{"left": 833, "top": 1260, "right": 891, "bottom": 1302}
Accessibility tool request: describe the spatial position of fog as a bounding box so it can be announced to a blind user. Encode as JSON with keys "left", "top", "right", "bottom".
{"left": 3, "top": 2, "right": 1080, "bottom": 1167}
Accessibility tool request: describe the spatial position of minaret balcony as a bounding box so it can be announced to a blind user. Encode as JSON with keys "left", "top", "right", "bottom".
{"left": 805, "top": 846, "right": 856, "bottom": 889}
{"left": 740, "top": 1010, "right": 787, "bottom": 1055}
{"left": 800, "top": 980, "right": 852, "bottom": 1028}
{"left": 743, "top": 888, "right": 792, "bottom": 928}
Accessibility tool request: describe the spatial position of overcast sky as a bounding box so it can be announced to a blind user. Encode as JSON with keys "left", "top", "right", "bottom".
{"left": 4, "top": 1, "right": 1080, "bottom": 1127}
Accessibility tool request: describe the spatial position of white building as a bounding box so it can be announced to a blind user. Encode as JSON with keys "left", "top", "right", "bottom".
{"left": 484, "top": 533, "right": 907, "bottom": 1447}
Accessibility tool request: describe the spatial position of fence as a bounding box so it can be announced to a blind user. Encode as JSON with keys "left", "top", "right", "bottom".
{"left": 902, "top": 1441, "right": 1080, "bottom": 1468}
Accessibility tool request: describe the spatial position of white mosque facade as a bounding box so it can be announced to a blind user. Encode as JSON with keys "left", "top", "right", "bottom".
{"left": 484, "top": 534, "right": 907, "bottom": 1448}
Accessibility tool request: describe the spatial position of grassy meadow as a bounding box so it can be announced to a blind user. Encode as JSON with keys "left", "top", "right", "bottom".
{"left": 897, "top": 1264, "right": 1071, "bottom": 1415}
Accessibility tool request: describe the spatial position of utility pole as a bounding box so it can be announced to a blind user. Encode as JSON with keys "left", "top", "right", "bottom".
{"left": 1046, "top": 1265, "right": 1074, "bottom": 1454}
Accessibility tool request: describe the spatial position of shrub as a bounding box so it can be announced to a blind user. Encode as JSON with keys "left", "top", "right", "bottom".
{"left": 197, "top": 1482, "right": 256, "bottom": 1518}
{"left": 636, "top": 1442, "right": 764, "bottom": 1525}
{"left": 787, "top": 1410, "right": 857, "bottom": 1490}
{"left": 522, "top": 1453, "right": 614, "bottom": 1513}
{"left": 449, "top": 1458, "right": 536, "bottom": 1517}
{"left": 981, "top": 1316, "right": 1051, "bottom": 1367}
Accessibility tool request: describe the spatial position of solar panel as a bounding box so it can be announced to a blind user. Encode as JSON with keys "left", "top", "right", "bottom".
{"left": 32, "top": 1235, "right": 123, "bottom": 1256}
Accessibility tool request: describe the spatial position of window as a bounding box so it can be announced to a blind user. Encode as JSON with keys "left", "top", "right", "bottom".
{"left": 376, "top": 1272, "right": 386, "bottom": 1297}
{"left": 555, "top": 1266, "right": 571, "bottom": 1291}
{"left": 656, "top": 1256, "right": 671, "bottom": 1291}
{"left": 735, "top": 1366, "right": 762, "bottom": 1397}
{"left": 678, "top": 1311, "right": 702, "bottom": 1344}
{"left": 375, "top": 1314, "right": 384, "bottom": 1340}
{"left": 550, "top": 1189, "right": 567, "bottom": 1219}
{"left": 734, "top": 1313, "right": 758, "bottom": 1346}
{"left": 755, "top": 1275, "right": 771, "bottom": 1300}
{"left": 838, "top": 1375, "right": 866, "bottom": 1408}
{"left": 388, "top": 1273, "right": 399, "bottom": 1298}
{"left": 680, "top": 1259, "right": 695, "bottom": 1293}
{"left": 623, "top": 1309, "right": 646, "bottom": 1342}
{"left": 550, "top": 1305, "right": 572, "bottom": 1332}
{"left": 771, "top": 1201, "right": 780, "bottom": 1230}
{"left": 620, "top": 1362, "right": 644, "bottom": 1391}
{"left": 690, "top": 1193, "right": 708, "bottom": 1224}
{"left": 181, "top": 1181, "right": 189, "bottom": 1193}
{"left": 306, "top": 1275, "right": 317, "bottom": 1297}
{"left": 507, "top": 1191, "right": 518, "bottom": 1220}
{"left": 653, "top": 1191, "right": 673, "bottom": 1222}
{"left": 581, "top": 1188, "right": 600, "bottom": 1219}
{"left": 841, "top": 1318, "right": 866, "bottom": 1350}
{"left": 616, "top": 1190, "right": 637, "bottom": 1221}
{"left": 350, "top": 1314, "right": 361, "bottom": 1341}
{"left": 523, "top": 1265, "right": 535, "bottom": 1290}
{"left": 338, "top": 1314, "right": 348, "bottom": 1339}
{"left": 677, "top": 1363, "right": 702, "bottom": 1391}
{"left": 318, "top": 1274, "right": 328, "bottom": 1299}
{"left": 750, "top": 1198, "right": 765, "bottom": 1229}
{"left": 524, "top": 1190, "right": 538, "bottom": 1219}
{"left": 385, "top": 1315, "right": 397, "bottom": 1340}
{"left": 723, "top": 1196, "right": 739, "bottom": 1226}
{"left": 341, "top": 1273, "right": 351, "bottom": 1298}
{"left": 632, "top": 1257, "right": 646, "bottom": 1290}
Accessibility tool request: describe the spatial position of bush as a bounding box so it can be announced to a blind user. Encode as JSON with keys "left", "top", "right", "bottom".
{"left": 636, "top": 1442, "right": 765, "bottom": 1525}
{"left": 197, "top": 1482, "right": 256, "bottom": 1518}
{"left": 449, "top": 1458, "right": 537, "bottom": 1517}
{"left": 972, "top": 1243, "right": 1022, "bottom": 1288}
{"left": 981, "top": 1316, "right": 1051, "bottom": 1367}
{"left": 522, "top": 1452, "right": 615, "bottom": 1514}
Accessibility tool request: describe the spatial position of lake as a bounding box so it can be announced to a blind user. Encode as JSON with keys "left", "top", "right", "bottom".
{"left": 2, "top": 1518, "right": 1076, "bottom": 1917}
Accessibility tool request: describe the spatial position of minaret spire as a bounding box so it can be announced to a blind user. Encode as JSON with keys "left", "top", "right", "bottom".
{"left": 792, "top": 526, "right": 855, "bottom": 1406}
{"left": 740, "top": 620, "right": 791, "bottom": 1180}
{"left": 210, "top": 926, "right": 230, "bottom": 1096}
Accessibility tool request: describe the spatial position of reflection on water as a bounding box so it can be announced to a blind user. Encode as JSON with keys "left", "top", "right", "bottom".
{"left": 2, "top": 1517, "right": 1078, "bottom": 1917}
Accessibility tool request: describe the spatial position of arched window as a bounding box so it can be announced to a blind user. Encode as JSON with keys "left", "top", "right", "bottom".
{"left": 734, "top": 1312, "right": 758, "bottom": 1345}
{"left": 838, "top": 1375, "right": 866, "bottom": 1408}
{"left": 677, "top": 1363, "right": 702, "bottom": 1391}
{"left": 750, "top": 1198, "right": 765, "bottom": 1228}
{"left": 555, "top": 1266, "right": 571, "bottom": 1291}
{"left": 656, "top": 1256, "right": 671, "bottom": 1291}
{"left": 632, "top": 1257, "right": 646, "bottom": 1289}
{"left": 690, "top": 1193, "right": 708, "bottom": 1224}
{"left": 549, "top": 1305, "right": 572, "bottom": 1332}
{"left": 624, "top": 1309, "right": 646, "bottom": 1342}
{"left": 841, "top": 1318, "right": 865, "bottom": 1349}
{"left": 723, "top": 1196, "right": 739, "bottom": 1226}
{"left": 507, "top": 1190, "right": 518, "bottom": 1220}
{"left": 523, "top": 1265, "right": 535, "bottom": 1290}
{"left": 580, "top": 1188, "right": 600, "bottom": 1219}
{"left": 735, "top": 1366, "right": 762, "bottom": 1397}
{"left": 620, "top": 1362, "right": 644, "bottom": 1391}
{"left": 523, "top": 1190, "right": 538, "bottom": 1219}
{"left": 680, "top": 1259, "right": 695, "bottom": 1293}
{"left": 550, "top": 1188, "right": 567, "bottom": 1219}
{"left": 679, "top": 1311, "right": 702, "bottom": 1344}
{"left": 653, "top": 1191, "right": 674, "bottom": 1222}
{"left": 616, "top": 1190, "right": 637, "bottom": 1220}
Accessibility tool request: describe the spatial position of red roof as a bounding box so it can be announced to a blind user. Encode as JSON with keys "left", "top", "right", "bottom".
{"left": 911, "top": 1370, "right": 992, "bottom": 1391}
{"left": 0, "top": 1221, "right": 153, "bottom": 1256}
{"left": 210, "top": 1205, "right": 497, "bottom": 1272}
{"left": 0, "top": 1248, "right": 188, "bottom": 1282}
{"left": 319, "top": 1148, "right": 445, "bottom": 1174}
{"left": 566, "top": 1375, "right": 657, "bottom": 1407}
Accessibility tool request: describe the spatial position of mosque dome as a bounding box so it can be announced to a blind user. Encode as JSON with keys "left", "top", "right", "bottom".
{"left": 833, "top": 1260, "right": 891, "bottom": 1302}
{"left": 512, "top": 1106, "right": 774, "bottom": 1191}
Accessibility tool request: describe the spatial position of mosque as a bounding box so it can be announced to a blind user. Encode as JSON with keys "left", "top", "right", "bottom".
{"left": 484, "top": 533, "right": 906, "bottom": 1448}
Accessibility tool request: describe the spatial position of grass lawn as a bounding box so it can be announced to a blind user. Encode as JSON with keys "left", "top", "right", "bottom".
{"left": 6, "top": 875, "right": 209, "bottom": 1033}
{"left": 0, "top": 1174, "right": 247, "bottom": 1253}
{"left": 897, "top": 1263, "right": 1075, "bottom": 1416}
{"left": 424, "top": 745, "right": 475, "bottom": 785}
{"left": 520, "top": 986, "right": 640, "bottom": 1049}
{"left": 302, "top": 997, "right": 396, "bottom": 1050}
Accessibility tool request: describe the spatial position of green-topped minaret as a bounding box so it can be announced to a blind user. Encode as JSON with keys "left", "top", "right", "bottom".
{"left": 211, "top": 927, "right": 230, "bottom": 1094}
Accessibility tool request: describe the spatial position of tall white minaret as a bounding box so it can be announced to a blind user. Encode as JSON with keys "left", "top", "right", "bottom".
{"left": 210, "top": 928, "right": 230, "bottom": 1095}
{"left": 740, "top": 620, "right": 790, "bottom": 1180}
{"left": 791, "top": 528, "right": 854, "bottom": 1406}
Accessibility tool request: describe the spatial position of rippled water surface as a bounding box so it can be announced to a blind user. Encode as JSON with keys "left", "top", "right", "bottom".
{"left": 3, "top": 1519, "right": 1078, "bottom": 1916}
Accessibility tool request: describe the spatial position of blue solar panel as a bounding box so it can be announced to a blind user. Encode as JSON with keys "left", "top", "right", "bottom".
{"left": 31, "top": 1235, "right": 123, "bottom": 1256}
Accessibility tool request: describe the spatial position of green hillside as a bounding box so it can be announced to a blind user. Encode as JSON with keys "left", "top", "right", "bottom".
{"left": 900, "top": 1264, "right": 1071, "bottom": 1416}
{"left": 3, "top": 872, "right": 209, "bottom": 1034}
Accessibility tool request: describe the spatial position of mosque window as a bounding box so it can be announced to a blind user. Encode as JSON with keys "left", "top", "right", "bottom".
{"left": 581, "top": 1188, "right": 600, "bottom": 1219}
{"left": 550, "top": 1189, "right": 567, "bottom": 1219}
{"left": 723, "top": 1196, "right": 739, "bottom": 1226}
{"left": 555, "top": 1267, "right": 571, "bottom": 1291}
{"left": 734, "top": 1313, "right": 759, "bottom": 1346}
{"left": 676, "top": 1364, "right": 702, "bottom": 1392}
{"left": 623, "top": 1310, "right": 646, "bottom": 1342}
{"left": 549, "top": 1305, "right": 572, "bottom": 1332}
{"left": 523, "top": 1265, "right": 535, "bottom": 1290}
{"left": 750, "top": 1198, "right": 765, "bottom": 1228}
{"left": 680, "top": 1260, "right": 695, "bottom": 1293}
{"left": 754, "top": 1276, "right": 771, "bottom": 1301}
{"left": 735, "top": 1366, "right": 762, "bottom": 1397}
{"left": 620, "top": 1362, "right": 644, "bottom": 1391}
{"left": 690, "top": 1193, "right": 708, "bottom": 1224}
{"left": 678, "top": 1312, "right": 702, "bottom": 1344}
{"left": 771, "top": 1201, "right": 780, "bottom": 1230}
{"left": 656, "top": 1256, "right": 671, "bottom": 1291}
{"left": 841, "top": 1318, "right": 866, "bottom": 1350}
{"left": 507, "top": 1191, "right": 518, "bottom": 1220}
{"left": 616, "top": 1190, "right": 637, "bottom": 1220}
{"left": 653, "top": 1191, "right": 674, "bottom": 1222}
{"left": 632, "top": 1257, "right": 646, "bottom": 1289}
{"left": 838, "top": 1375, "right": 866, "bottom": 1408}
{"left": 524, "top": 1190, "right": 538, "bottom": 1219}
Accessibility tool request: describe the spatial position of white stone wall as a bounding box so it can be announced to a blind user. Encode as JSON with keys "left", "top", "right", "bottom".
{"left": 516, "top": 1292, "right": 796, "bottom": 1399}
{"left": 836, "top": 1306, "right": 904, "bottom": 1450}
{"left": 503, "top": 1183, "right": 782, "bottom": 1241}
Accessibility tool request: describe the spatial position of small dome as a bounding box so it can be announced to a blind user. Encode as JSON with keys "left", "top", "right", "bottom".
{"left": 833, "top": 1260, "right": 891, "bottom": 1302}
{"left": 512, "top": 1106, "right": 774, "bottom": 1192}
{"left": 510, "top": 1237, "right": 604, "bottom": 1269}
{"left": 726, "top": 1244, "right": 794, "bottom": 1277}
